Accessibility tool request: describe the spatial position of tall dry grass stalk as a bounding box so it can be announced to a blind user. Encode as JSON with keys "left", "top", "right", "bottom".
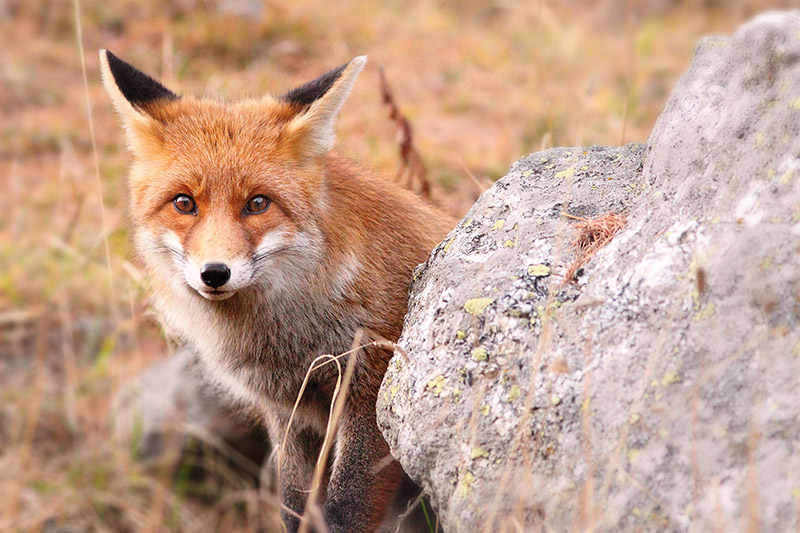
{"left": 72, "top": 0, "right": 116, "bottom": 319}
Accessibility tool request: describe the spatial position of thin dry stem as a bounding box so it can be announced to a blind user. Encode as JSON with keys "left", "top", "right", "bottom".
{"left": 72, "top": 0, "right": 117, "bottom": 318}
{"left": 297, "top": 330, "right": 363, "bottom": 533}
{"left": 457, "top": 157, "right": 491, "bottom": 196}
{"left": 379, "top": 66, "right": 431, "bottom": 198}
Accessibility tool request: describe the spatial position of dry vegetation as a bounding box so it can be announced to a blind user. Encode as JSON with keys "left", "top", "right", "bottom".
{"left": 0, "top": 0, "right": 790, "bottom": 531}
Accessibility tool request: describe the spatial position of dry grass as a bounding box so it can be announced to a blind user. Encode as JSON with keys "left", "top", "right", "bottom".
{"left": 0, "top": 0, "right": 785, "bottom": 531}
{"left": 562, "top": 212, "right": 628, "bottom": 283}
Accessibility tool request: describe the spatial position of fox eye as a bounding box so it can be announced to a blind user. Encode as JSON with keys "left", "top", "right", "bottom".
{"left": 173, "top": 194, "right": 197, "bottom": 214}
{"left": 245, "top": 195, "right": 271, "bottom": 215}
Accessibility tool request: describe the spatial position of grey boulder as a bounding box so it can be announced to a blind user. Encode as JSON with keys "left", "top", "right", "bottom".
{"left": 378, "top": 11, "right": 800, "bottom": 532}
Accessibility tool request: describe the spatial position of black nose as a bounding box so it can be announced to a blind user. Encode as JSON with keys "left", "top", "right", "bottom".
{"left": 200, "top": 262, "right": 231, "bottom": 288}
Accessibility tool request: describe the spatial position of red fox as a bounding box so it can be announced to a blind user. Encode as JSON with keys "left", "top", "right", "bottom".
{"left": 100, "top": 50, "right": 453, "bottom": 532}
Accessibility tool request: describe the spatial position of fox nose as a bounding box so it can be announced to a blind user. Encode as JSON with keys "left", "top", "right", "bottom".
{"left": 200, "top": 262, "right": 231, "bottom": 289}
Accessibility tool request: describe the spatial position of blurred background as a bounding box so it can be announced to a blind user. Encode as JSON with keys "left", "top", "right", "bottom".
{"left": 0, "top": 0, "right": 795, "bottom": 531}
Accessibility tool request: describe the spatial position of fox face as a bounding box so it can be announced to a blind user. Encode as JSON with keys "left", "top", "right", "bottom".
{"left": 100, "top": 51, "right": 365, "bottom": 301}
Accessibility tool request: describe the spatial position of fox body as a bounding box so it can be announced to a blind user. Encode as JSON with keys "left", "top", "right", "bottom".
{"left": 100, "top": 50, "right": 452, "bottom": 532}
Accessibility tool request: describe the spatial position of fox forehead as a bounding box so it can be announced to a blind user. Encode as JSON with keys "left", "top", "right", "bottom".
{"left": 129, "top": 96, "right": 322, "bottom": 216}
{"left": 146, "top": 96, "right": 296, "bottom": 165}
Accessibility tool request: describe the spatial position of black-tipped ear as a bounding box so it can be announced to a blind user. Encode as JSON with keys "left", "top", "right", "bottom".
{"left": 281, "top": 56, "right": 366, "bottom": 159}
{"left": 103, "top": 50, "right": 177, "bottom": 108}
{"left": 281, "top": 61, "right": 350, "bottom": 108}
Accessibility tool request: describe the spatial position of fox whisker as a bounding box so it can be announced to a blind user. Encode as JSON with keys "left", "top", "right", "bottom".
{"left": 251, "top": 244, "right": 303, "bottom": 265}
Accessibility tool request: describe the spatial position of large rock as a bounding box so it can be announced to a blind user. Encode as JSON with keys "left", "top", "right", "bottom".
{"left": 378, "top": 11, "right": 800, "bottom": 532}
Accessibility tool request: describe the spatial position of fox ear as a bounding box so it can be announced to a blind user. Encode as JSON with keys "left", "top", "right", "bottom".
{"left": 281, "top": 56, "right": 367, "bottom": 159}
{"left": 99, "top": 49, "right": 178, "bottom": 152}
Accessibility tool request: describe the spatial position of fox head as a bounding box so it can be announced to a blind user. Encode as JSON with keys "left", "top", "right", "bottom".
{"left": 100, "top": 50, "right": 366, "bottom": 301}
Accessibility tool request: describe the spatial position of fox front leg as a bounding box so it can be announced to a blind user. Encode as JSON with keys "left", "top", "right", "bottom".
{"left": 322, "top": 405, "right": 405, "bottom": 533}
{"left": 265, "top": 413, "right": 326, "bottom": 533}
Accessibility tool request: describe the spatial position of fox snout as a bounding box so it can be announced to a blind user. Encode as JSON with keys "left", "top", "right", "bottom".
{"left": 150, "top": 226, "right": 314, "bottom": 302}
{"left": 183, "top": 254, "right": 253, "bottom": 301}
{"left": 200, "top": 262, "right": 231, "bottom": 289}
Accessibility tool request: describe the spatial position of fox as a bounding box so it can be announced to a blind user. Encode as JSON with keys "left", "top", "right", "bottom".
{"left": 99, "top": 49, "right": 453, "bottom": 532}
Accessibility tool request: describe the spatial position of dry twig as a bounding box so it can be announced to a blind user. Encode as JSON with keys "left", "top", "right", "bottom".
{"left": 379, "top": 66, "right": 431, "bottom": 198}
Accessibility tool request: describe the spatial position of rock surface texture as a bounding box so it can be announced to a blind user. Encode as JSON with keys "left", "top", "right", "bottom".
{"left": 378, "top": 11, "right": 800, "bottom": 532}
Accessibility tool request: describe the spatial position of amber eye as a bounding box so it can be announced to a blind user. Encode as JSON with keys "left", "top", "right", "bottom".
{"left": 173, "top": 194, "right": 197, "bottom": 214}
{"left": 245, "top": 195, "right": 271, "bottom": 215}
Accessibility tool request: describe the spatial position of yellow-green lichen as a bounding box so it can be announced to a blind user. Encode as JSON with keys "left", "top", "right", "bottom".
{"left": 707, "top": 37, "right": 728, "bottom": 48}
{"left": 660, "top": 371, "right": 681, "bottom": 386}
{"left": 550, "top": 394, "right": 561, "bottom": 406}
{"left": 492, "top": 219, "right": 506, "bottom": 231}
{"left": 472, "top": 347, "right": 488, "bottom": 361}
{"left": 554, "top": 166, "right": 576, "bottom": 180}
{"left": 627, "top": 448, "right": 640, "bottom": 464}
{"left": 443, "top": 236, "right": 456, "bottom": 253}
{"left": 690, "top": 288, "right": 701, "bottom": 311}
{"left": 503, "top": 237, "right": 518, "bottom": 248}
{"left": 581, "top": 397, "right": 590, "bottom": 413}
{"left": 791, "top": 97, "right": 800, "bottom": 110}
{"left": 464, "top": 297, "right": 493, "bottom": 315}
{"left": 522, "top": 169, "right": 533, "bottom": 177}
{"left": 792, "top": 487, "right": 800, "bottom": 500}
{"left": 458, "top": 471, "right": 476, "bottom": 498}
{"left": 456, "top": 330, "right": 466, "bottom": 340}
{"left": 528, "top": 264, "right": 551, "bottom": 277}
{"left": 508, "top": 384, "right": 521, "bottom": 401}
{"left": 470, "top": 447, "right": 489, "bottom": 459}
{"left": 694, "top": 302, "right": 715, "bottom": 321}
{"left": 426, "top": 375, "right": 446, "bottom": 396}
{"left": 793, "top": 338, "right": 800, "bottom": 357}
{"left": 780, "top": 169, "right": 794, "bottom": 185}
{"left": 755, "top": 132, "right": 765, "bottom": 147}
{"left": 480, "top": 404, "right": 490, "bottom": 416}
{"left": 686, "top": 251, "right": 709, "bottom": 279}
{"left": 390, "top": 384, "right": 399, "bottom": 399}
